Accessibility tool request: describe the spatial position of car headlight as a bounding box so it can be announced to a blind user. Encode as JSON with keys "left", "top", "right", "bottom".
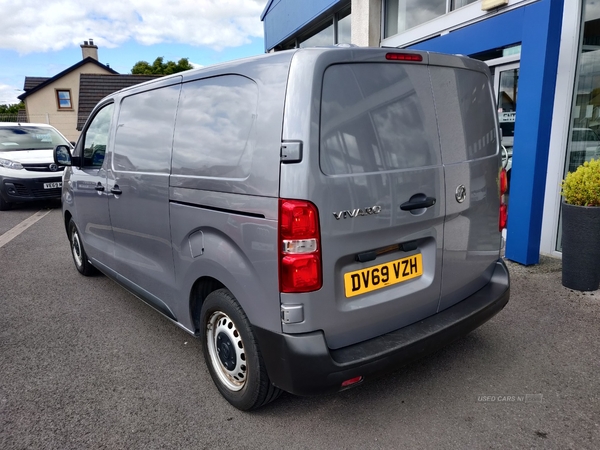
{"left": 0, "top": 158, "right": 24, "bottom": 170}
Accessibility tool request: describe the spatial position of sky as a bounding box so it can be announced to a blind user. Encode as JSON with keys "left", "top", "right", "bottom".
{"left": 0, "top": 0, "right": 269, "bottom": 105}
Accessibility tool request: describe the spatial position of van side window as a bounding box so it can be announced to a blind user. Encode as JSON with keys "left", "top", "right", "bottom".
{"left": 320, "top": 63, "right": 439, "bottom": 175}
{"left": 172, "top": 75, "right": 258, "bottom": 179}
{"left": 113, "top": 85, "right": 181, "bottom": 173}
{"left": 82, "top": 103, "right": 114, "bottom": 168}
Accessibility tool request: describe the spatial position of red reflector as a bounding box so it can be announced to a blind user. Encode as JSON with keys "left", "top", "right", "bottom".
{"left": 499, "top": 204, "right": 508, "bottom": 231}
{"left": 385, "top": 53, "right": 423, "bottom": 62}
{"left": 341, "top": 376, "right": 363, "bottom": 388}
{"left": 499, "top": 168, "right": 508, "bottom": 231}
{"left": 500, "top": 168, "right": 508, "bottom": 195}
{"left": 280, "top": 254, "right": 322, "bottom": 293}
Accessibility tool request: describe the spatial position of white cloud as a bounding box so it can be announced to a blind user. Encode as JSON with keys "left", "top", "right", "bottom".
{"left": 0, "top": 84, "right": 23, "bottom": 105}
{"left": 0, "top": 0, "right": 267, "bottom": 54}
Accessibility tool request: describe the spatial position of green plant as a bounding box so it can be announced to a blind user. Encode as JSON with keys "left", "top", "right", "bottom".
{"left": 561, "top": 159, "right": 600, "bottom": 206}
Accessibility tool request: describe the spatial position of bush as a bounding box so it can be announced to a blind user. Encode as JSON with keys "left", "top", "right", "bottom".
{"left": 561, "top": 159, "right": 600, "bottom": 206}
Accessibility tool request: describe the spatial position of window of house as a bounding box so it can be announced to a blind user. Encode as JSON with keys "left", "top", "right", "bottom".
{"left": 56, "top": 89, "right": 72, "bottom": 109}
{"left": 384, "top": 0, "right": 479, "bottom": 38}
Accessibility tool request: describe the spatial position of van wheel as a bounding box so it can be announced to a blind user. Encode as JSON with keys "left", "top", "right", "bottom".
{"left": 200, "top": 289, "right": 282, "bottom": 410}
{"left": 68, "top": 219, "right": 96, "bottom": 276}
{"left": 0, "top": 195, "right": 11, "bottom": 211}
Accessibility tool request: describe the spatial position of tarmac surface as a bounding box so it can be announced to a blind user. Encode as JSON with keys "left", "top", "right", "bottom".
{"left": 0, "top": 203, "right": 598, "bottom": 449}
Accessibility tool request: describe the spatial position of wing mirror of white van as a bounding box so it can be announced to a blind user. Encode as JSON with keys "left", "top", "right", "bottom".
{"left": 54, "top": 144, "right": 80, "bottom": 167}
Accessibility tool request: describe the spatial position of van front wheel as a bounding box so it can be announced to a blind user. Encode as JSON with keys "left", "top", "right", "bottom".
{"left": 68, "top": 219, "right": 96, "bottom": 276}
{"left": 200, "top": 289, "right": 281, "bottom": 410}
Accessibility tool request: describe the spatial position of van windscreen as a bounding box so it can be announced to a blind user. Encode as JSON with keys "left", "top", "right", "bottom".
{"left": 319, "top": 63, "right": 439, "bottom": 175}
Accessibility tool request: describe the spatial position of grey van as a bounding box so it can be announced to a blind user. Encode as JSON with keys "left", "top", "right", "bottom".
{"left": 55, "top": 47, "right": 510, "bottom": 410}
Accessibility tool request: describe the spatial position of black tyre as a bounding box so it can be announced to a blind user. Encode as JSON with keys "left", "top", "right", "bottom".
{"left": 0, "top": 195, "right": 11, "bottom": 211}
{"left": 200, "top": 288, "right": 282, "bottom": 410}
{"left": 68, "top": 219, "right": 96, "bottom": 276}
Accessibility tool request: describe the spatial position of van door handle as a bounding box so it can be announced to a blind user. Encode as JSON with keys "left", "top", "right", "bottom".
{"left": 95, "top": 183, "right": 105, "bottom": 192}
{"left": 110, "top": 186, "right": 122, "bottom": 195}
{"left": 400, "top": 196, "right": 436, "bottom": 211}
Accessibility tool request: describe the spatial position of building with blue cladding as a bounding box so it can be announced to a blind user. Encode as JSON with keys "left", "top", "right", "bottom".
{"left": 262, "top": 0, "right": 593, "bottom": 266}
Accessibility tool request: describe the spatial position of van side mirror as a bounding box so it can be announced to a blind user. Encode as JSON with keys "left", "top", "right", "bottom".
{"left": 54, "top": 144, "right": 80, "bottom": 166}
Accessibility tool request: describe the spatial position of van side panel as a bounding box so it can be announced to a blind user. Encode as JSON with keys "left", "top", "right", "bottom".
{"left": 168, "top": 191, "right": 280, "bottom": 333}
{"left": 167, "top": 55, "right": 291, "bottom": 331}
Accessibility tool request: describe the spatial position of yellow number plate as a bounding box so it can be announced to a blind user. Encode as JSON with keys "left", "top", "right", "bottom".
{"left": 344, "top": 253, "right": 423, "bottom": 298}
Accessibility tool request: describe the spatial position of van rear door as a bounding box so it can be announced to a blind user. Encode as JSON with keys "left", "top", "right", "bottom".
{"left": 280, "top": 50, "right": 445, "bottom": 349}
{"left": 429, "top": 58, "right": 502, "bottom": 311}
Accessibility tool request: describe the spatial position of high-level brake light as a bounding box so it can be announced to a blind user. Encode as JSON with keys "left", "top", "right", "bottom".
{"left": 385, "top": 53, "right": 423, "bottom": 62}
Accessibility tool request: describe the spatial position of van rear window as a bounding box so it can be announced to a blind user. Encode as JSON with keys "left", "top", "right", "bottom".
{"left": 429, "top": 67, "right": 497, "bottom": 164}
{"left": 320, "top": 63, "right": 439, "bottom": 175}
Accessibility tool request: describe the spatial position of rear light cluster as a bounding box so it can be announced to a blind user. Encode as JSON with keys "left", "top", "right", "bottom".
{"left": 279, "top": 199, "right": 322, "bottom": 293}
{"left": 499, "top": 168, "right": 508, "bottom": 231}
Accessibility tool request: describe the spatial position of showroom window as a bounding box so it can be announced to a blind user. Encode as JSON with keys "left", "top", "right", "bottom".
{"left": 280, "top": 7, "right": 351, "bottom": 49}
{"left": 565, "top": 1, "right": 600, "bottom": 174}
{"left": 557, "top": 0, "right": 600, "bottom": 250}
{"left": 384, "top": 0, "right": 478, "bottom": 38}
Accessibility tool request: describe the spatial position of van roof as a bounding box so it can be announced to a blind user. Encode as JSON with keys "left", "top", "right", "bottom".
{"left": 102, "top": 47, "right": 490, "bottom": 103}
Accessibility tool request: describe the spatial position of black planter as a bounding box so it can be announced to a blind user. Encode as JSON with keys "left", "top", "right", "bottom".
{"left": 561, "top": 202, "right": 600, "bottom": 291}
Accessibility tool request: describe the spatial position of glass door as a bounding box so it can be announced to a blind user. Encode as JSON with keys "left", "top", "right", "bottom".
{"left": 493, "top": 62, "right": 520, "bottom": 181}
{"left": 489, "top": 61, "right": 520, "bottom": 203}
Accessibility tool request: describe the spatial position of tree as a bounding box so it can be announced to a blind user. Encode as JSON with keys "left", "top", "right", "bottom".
{"left": 0, "top": 102, "right": 25, "bottom": 122}
{"left": 131, "top": 57, "right": 194, "bottom": 75}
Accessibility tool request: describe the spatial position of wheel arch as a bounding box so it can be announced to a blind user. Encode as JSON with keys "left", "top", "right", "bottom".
{"left": 190, "top": 276, "right": 226, "bottom": 333}
{"left": 64, "top": 209, "right": 73, "bottom": 235}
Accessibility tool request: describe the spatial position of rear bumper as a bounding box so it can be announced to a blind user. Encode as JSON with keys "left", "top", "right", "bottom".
{"left": 0, "top": 175, "right": 62, "bottom": 202}
{"left": 254, "top": 259, "right": 510, "bottom": 396}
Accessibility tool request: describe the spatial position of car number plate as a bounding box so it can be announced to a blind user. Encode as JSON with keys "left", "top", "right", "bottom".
{"left": 43, "top": 182, "right": 62, "bottom": 189}
{"left": 344, "top": 253, "right": 423, "bottom": 298}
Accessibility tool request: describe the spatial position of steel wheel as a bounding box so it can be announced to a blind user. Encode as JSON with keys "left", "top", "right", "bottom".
{"left": 199, "top": 288, "right": 282, "bottom": 410}
{"left": 68, "top": 219, "right": 96, "bottom": 276}
{"left": 71, "top": 228, "right": 84, "bottom": 268}
{"left": 206, "top": 311, "right": 247, "bottom": 391}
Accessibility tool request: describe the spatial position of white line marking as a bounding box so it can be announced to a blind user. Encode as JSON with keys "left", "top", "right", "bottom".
{"left": 0, "top": 209, "right": 53, "bottom": 249}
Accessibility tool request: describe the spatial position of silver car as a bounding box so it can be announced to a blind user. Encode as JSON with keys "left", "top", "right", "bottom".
{"left": 55, "top": 47, "right": 510, "bottom": 410}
